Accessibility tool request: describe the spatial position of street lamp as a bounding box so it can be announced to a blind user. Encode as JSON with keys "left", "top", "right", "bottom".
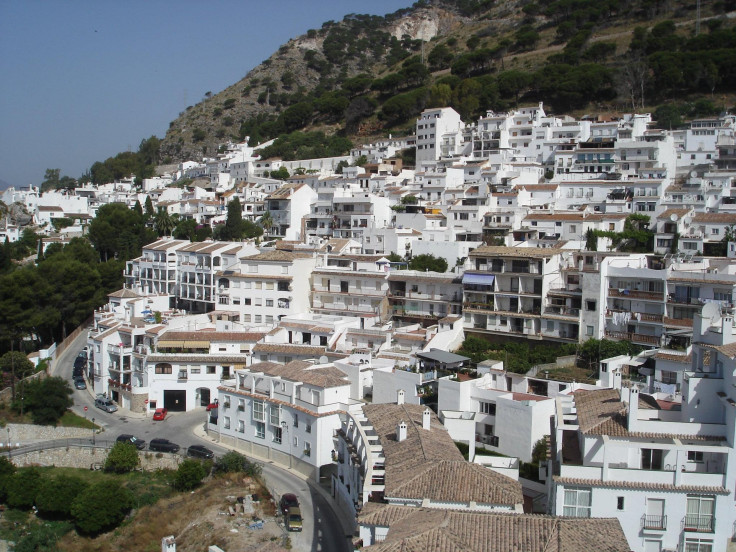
{"left": 91, "top": 418, "right": 95, "bottom": 445}
{"left": 281, "top": 421, "right": 292, "bottom": 469}
{"left": 6, "top": 427, "right": 10, "bottom": 459}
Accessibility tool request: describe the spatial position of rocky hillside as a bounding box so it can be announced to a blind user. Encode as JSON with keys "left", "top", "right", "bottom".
{"left": 159, "top": 0, "right": 736, "bottom": 164}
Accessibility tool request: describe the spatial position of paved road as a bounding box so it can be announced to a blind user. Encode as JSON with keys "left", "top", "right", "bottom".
{"left": 56, "top": 337, "right": 350, "bottom": 552}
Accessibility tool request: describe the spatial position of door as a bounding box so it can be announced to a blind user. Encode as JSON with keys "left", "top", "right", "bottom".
{"left": 644, "top": 540, "right": 662, "bottom": 552}
{"left": 163, "top": 389, "right": 187, "bottom": 411}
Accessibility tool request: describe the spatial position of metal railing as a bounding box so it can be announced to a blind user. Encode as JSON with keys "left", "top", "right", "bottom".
{"left": 682, "top": 514, "right": 715, "bottom": 533}
{"left": 641, "top": 514, "right": 667, "bottom": 531}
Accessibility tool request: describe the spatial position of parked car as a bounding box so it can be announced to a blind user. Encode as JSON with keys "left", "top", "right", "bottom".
{"left": 72, "top": 367, "right": 84, "bottom": 379}
{"left": 280, "top": 493, "right": 299, "bottom": 515}
{"left": 152, "top": 408, "right": 168, "bottom": 421}
{"left": 73, "top": 356, "right": 86, "bottom": 370}
{"left": 94, "top": 397, "right": 117, "bottom": 413}
{"left": 116, "top": 434, "right": 146, "bottom": 450}
{"left": 205, "top": 402, "right": 219, "bottom": 411}
{"left": 286, "top": 507, "right": 303, "bottom": 532}
{"left": 73, "top": 378, "right": 86, "bottom": 390}
{"left": 149, "top": 438, "right": 180, "bottom": 453}
{"left": 186, "top": 445, "right": 214, "bottom": 459}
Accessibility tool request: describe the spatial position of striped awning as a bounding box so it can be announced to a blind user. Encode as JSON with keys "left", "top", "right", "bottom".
{"left": 462, "top": 273, "right": 495, "bottom": 285}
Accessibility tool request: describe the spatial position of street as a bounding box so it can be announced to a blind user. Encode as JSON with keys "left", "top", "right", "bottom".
{"left": 55, "top": 332, "right": 350, "bottom": 552}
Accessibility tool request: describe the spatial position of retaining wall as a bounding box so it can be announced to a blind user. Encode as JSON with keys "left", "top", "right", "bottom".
{"left": 9, "top": 445, "right": 181, "bottom": 471}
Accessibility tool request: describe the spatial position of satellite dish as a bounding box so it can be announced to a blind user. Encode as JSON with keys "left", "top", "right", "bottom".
{"left": 690, "top": 171, "right": 697, "bottom": 178}
{"left": 670, "top": 213, "right": 678, "bottom": 222}
{"left": 701, "top": 302, "right": 721, "bottom": 326}
{"left": 683, "top": 217, "right": 692, "bottom": 225}
{"left": 319, "top": 355, "right": 329, "bottom": 364}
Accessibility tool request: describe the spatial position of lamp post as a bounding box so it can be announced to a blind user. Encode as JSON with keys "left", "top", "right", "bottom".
{"left": 91, "top": 418, "right": 95, "bottom": 445}
{"left": 6, "top": 427, "right": 10, "bottom": 459}
{"left": 281, "top": 421, "right": 292, "bottom": 469}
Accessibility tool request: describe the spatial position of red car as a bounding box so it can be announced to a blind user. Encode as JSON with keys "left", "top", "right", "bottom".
{"left": 205, "top": 402, "right": 219, "bottom": 411}
{"left": 152, "top": 408, "right": 168, "bottom": 421}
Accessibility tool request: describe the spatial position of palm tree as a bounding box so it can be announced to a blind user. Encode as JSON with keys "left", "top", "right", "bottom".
{"left": 154, "top": 208, "right": 175, "bottom": 237}
{"left": 259, "top": 211, "right": 274, "bottom": 237}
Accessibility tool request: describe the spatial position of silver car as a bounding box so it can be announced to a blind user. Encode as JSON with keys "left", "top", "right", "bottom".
{"left": 94, "top": 397, "right": 117, "bottom": 413}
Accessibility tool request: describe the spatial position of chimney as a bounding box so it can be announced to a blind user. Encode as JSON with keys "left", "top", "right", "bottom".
{"left": 397, "top": 420, "right": 407, "bottom": 442}
{"left": 627, "top": 387, "right": 639, "bottom": 432}
{"left": 422, "top": 407, "right": 431, "bottom": 430}
{"left": 722, "top": 314, "right": 733, "bottom": 343}
{"left": 397, "top": 389, "right": 405, "bottom": 405}
{"left": 612, "top": 370, "right": 622, "bottom": 391}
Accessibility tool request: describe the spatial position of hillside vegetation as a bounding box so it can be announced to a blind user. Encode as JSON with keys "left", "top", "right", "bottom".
{"left": 157, "top": 0, "right": 736, "bottom": 166}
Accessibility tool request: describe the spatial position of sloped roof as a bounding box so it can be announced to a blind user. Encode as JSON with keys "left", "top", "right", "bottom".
{"left": 248, "top": 360, "right": 350, "bottom": 389}
{"left": 358, "top": 504, "right": 630, "bottom": 552}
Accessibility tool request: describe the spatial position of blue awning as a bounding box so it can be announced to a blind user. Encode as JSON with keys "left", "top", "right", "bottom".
{"left": 462, "top": 273, "right": 495, "bottom": 285}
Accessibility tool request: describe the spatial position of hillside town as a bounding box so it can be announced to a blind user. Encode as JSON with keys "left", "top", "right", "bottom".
{"left": 5, "top": 103, "right": 736, "bottom": 552}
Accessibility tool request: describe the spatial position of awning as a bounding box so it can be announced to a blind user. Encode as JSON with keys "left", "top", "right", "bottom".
{"left": 462, "top": 273, "right": 495, "bottom": 285}
{"left": 156, "top": 340, "right": 186, "bottom": 348}
{"left": 184, "top": 341, "right": 210, "bottom": 349}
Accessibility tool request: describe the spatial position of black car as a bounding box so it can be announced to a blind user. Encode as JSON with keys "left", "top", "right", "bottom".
{"left": 186, "top": 445, "right": 214, "bottom": 459}
{"left": 73, "top": 357, "right": 86, "bottom": 370}
{"left": 116, "top": 434, "right": 146, "bottom": 450}
{"left": 72, "top": 367, "right": 84, "bottom": 379}
{"left": 148, "top": 438, "right": 180, "bottom": 453}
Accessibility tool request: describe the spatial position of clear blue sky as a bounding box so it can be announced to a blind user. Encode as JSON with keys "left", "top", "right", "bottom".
{"left": 0, "top": 0, "right": 411, "bottom": 188}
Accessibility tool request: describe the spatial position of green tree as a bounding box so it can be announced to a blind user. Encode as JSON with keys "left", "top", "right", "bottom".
{"left": 88, "top": 203, "right": 155, "bottom": 261}
{"left": 270, "top": 166, "right": 290, "bottom": 180}
{"left": 36, "top": 475, "right": 89, "bottom": 518}
{"left": 71, "top": 480, "right": 134, "bottom": 535}
{"left": 259, "top": 211, "right": 274, "bottom": 236}
{"left": 133, "top": 200, "right": 143, "bottom": 217}
{"left": 408, "top": 254, "right": 448, "bottom": 273}
{"left": 173, "top": 459, "right": 208, "bottom": 491}
{"left": 6, "top": 467, "right": 42, "bottom": 509}
{"left": 20, "top": 377, "right": 73, "bottom": 425}
{"left": 104, "top": 442, "right": 140, "bottom": 473}
{"left": 144, "top": 196, "right": 155, "bottom": 219}
{"left": 41, "top": 169, "right": 60, "bottom": 192}
{"left": 223, "top": 198, "right": 244, "bottom": 240}
{"left": 0, "top": 456, "right": 16, "bottom": 503}
{"left": 154, "top": 208, "right": 175, "bottom": 237}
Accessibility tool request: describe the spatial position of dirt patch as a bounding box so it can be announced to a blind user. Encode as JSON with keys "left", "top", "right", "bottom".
{"left": 58, "top": 473, "right": 290, "bottom": 552}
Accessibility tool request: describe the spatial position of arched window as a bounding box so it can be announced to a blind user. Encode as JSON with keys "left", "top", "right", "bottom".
{"left": 155, "top": 363, "right": 172, "bottom": 374}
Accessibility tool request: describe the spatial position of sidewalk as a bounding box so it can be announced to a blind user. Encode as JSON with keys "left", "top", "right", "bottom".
{"left": 192, "top": 423, "right": 357, "bottom": 539}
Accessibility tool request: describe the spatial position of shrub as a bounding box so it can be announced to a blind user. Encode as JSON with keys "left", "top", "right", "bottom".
{"left": 173, "top": 459, "right": 207, "bottom": 491}
{"left": 36, "top": 475, "right": 89, "bottom": 519}
{"left": 0, "top": 456, "right": 16, "bottom": 502}
{"left": 104, "top": 442, "right": 140, "bottom": 473}
{"left": 214, "top": 451, "right": 262, "bottom": 477}
{"left": 71, "top": 480, "right": 134, "bottom": 535}
{"left": 6, "top": 467, "right": 42, "bottom": 509}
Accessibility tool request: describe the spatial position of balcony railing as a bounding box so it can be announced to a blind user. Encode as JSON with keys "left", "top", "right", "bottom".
{"left": 608, "top": 288, "right": 664, "bottom": 301}
{"left": 683, "top": 514, "right": 715, "bottom": 533}
{"left": 605, "top": 330, "right": 660, "bottom": 345}
{"left": 641, "top": 514, "right": 667, "bottom": 531}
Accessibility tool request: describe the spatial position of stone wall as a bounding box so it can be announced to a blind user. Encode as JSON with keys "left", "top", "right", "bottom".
{"left": 4, "top": 422, "right": 91, "bottom": 444}
{"left": 10, "top": 445, "right": 181, "bottom": 471}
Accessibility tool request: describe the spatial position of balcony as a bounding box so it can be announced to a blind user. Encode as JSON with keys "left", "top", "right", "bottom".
{"left": 682, "top": 515, "right": 715, "bottom": 533}
{"left": 641, "top": 514, "right": 667, "bottom": 531}
{"left": 605, "top": 330, "right": 660, "bottom": 346}
{"left": 606, "top": 309, "right": 663, "bottom": 323}
{"left": 545, "top": 307, "right": 580, "bottom": 318}
{"left": 608, "top": 288, "right": 664, "bottom": 301}
{"left": 108, "top": 344, "right": 133, "bottom": 356}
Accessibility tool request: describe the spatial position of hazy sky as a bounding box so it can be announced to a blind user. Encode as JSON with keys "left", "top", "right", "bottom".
{"left": 0, "top": 0, "right": 410, "bottom": 188}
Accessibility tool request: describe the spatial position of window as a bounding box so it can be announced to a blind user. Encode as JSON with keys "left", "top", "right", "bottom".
{"left": 547, "top": 321, "right": 554, "bottom": 332}
{"left": 660, "top": 370, "right": 677, "bottom": 384}
{"left": 688, "top": 451, "right": 704, "bottom": 463}
{"left": 306, "top": 423, "right": 312, "bottom": 434}
{"left": 616, "top": 496, "right": 624, "bottom": 511}
{"left": 479, "top": 402, "right": 496, "bottom": 415}
{"left": 685, "top": 495, "right": 714, "bottom": 532}
{"left": 255, "top": 421, "right": 265, "bottom": 439}
{"left": 237, "top": 420, "right": 245, "bottom": 433}
{"left": 191, "top": 368, "right": 200, "bottom": 374}
{"left": 266, "top": 299, "right": 273, "bottom": 307}
{"left": 270, "top": 404, "right": 280, "bottom": 426}
{"left": 273, "top": 426, "right": 282, "bottom": 444}
{"left": 586, "top": 326, "right": 594, "bottom": 336}
{"left": 304, "top": 442, "right": 311, "bottom": 457}
{"left": 223, "top": 417, "right": 230, "bottom": 430}
{"left": 642, "top": 448, "right": 663, "bottom": 470}
{"left": 684, "top": 539, "right": 713, "bottom": 552}
{"left": 207, "top": 366, "right": 216, "bottom": 374}
{"left": 237, "top": 399, "right": 245, "bottom": 412}
{"left": 563, "top": 488, "right": 591, "bottom": 518}
{"left": 155, "top": 363, "right": 172, "bottom": 374}
{"left": 585, "top": 300, "right": 596, "bottom": 311}
{"left": 253, "top": 400, "right": 265, "bottom": 422}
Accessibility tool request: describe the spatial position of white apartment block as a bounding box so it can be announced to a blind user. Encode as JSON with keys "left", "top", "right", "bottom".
{"left": 415, "top": 107, "right": 464, "bottom": 166}
{"left": 547, "top": 305, "right": 736, "bottom": 552}
{"left": 215, "top": 359, "right": 353, "bottom": 480}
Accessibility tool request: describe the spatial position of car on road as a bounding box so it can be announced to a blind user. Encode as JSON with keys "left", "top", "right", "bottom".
{"left": 152, "top": 408, "right": 168, "bottom": 421}
{"left": 186, "top": 444, "right": 214, "bottom": 459}
{"left": 286, "top": 507, "right": 303, "bottom": 532}
{"left": 280, "top": 493, "right": 299, "bottom": 515}
{"left": 73, "top": 378, "right": 86, "bottom": 390}
{"left": 116, "top": 434, "right": 146, "bottom": 450}
{"left": 73, "top": 356, "right": 86, "bottom": 370}
{"left": 149, "top": 438, "right": 180, "bottom": 453}
{"left": 94, "top": 397, "right": 117, "bottom": 413}
{"left": 205, "top": 402, "right": 219, "bottom": 411}
{"left": 72, "top": 367, "right": 84, "bottom": 379}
